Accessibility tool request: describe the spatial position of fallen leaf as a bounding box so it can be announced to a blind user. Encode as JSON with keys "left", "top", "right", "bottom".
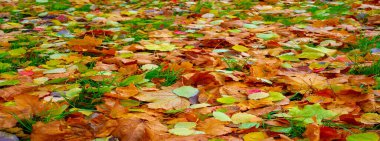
{"left": 197, "top": 118, "right": 233, "bottom": 136}
{"left": 134, "top": 87, "right": 190, "bottom": 110}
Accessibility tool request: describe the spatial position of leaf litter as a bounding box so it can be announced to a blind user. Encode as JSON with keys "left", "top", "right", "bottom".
{"left": 0, "top": 0, "right": 379, "bottom": 141}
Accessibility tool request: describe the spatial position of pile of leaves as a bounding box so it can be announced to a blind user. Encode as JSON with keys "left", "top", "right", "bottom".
{"left": 0, "top": 0, "right": 379, "bottom": 141}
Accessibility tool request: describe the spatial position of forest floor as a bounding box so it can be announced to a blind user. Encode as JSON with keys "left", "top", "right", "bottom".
{"left": 0, "top": 0, "right": 379, "bottom": 141}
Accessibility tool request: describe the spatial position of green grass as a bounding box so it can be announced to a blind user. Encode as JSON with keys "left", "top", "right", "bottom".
{"left": 233, "top": 0, "right": 255, "bottom": 10}
{"left": 64, "top": 78, "right": 117, "bottom": 110}
{"left": 12, "top": 115, "right": 35, "bottom": 134}
{"left": 287, "top": 119, "right": 306, "bottom": 138}
{"left": 348, "top": 35, "right": 380, "bottom": 76}
{"left": 193, "top": 1, "right": 214, "bottom": 13}
{"left": 349, "top": 60, "right": 380, "bottom": 76}
{"left": 12, "top": 105, "right": 71, "bottom": 134}
{"left": 355, "top": 35, "right": 380, "bottom": 53}
{"left": 0, "top": 50, "right": 49, "bottom": 73}
{"left": 222, "top": 58, "right": 243, "bottom": 71}
{"left": 9, "top": 35, "right": 40, "bottom": 49}
{"left": 374, "top": 77, "right": 380, "bottom": 90}
{"left": 308, "top": 4, "right": 351, "bottom": 20}
{"left": 120, "top": 18, "right": 174, "bottom": 43}
{"left": 145, "top": 66, "right": 182, "bottom": 86}
{"left": 261, "top": 14, "right": 306, "bottom": 26}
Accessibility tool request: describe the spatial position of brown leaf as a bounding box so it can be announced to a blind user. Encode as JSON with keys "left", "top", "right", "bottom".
{"left": 0, "top": 85, "right": 36, "bottom": 101}
{"left": 31, "top": 120, "right": 92, "bottom": 141}
{"left": 112, "top": 117, "right": 167, "bottom": 141}
{"left": 89, "top": 114, "right": 118, "bottom": 137}
{"left": 134, "top": 87, "right": 190, "bottom": 110}
{"left": 0, "top": 111, "right": 17, "bottom": 129}
{"left": 197, "top": 118, "right": 233, "bottom": 136}
{"left": 31, "top": 121, "right": 70, "bottom": 141}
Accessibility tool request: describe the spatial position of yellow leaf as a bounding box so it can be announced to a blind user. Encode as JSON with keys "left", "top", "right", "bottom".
{"left": 232, "top": 45, "right": 249, "bottom": 52}
{"left": 243, "top": 132, "right": 268, "bottom": 141}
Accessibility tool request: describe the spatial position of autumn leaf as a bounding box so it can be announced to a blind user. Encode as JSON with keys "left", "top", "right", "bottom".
{"left": 112, "top": 117, "right": 168, "bottom": 141}
{"left": 104, "top": 84, "right": 139, "bottom": 99}
{"left": 279, "top": 73, "right": 328, "bottom": 94}
{"left": 288, "top": 103, "right": 337, "bottom": 124}
{"left": 197, "top": 118, "right": 233, "bottom": 136}
{"left": 134, "top": 87, "right": 190, "bottom": 110}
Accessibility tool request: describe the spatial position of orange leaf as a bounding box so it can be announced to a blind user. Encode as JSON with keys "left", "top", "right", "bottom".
{"left": 105, "top": 84, "right": 139, "bottom": 100}
{"left": 303, "top": 123, "right": 320, "bottom": 141}
{"left": 197, "top": 118, "right": 233, "bottom": 136}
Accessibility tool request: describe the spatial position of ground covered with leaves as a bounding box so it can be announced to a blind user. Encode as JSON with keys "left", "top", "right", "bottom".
{"left": 0, "top": 0, "right": 380, "bottom": 141}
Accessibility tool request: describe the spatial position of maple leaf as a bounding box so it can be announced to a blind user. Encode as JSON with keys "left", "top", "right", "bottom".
{"left": 134, "top": 87, "right": 190, "bottom": 110}
{"left": 279, "top": 73, "right": 328, "bottom": 94}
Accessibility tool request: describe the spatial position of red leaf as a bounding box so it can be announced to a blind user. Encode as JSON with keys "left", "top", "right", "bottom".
{"left": 315, "top": 89, "right": 334, "bottom": 98}
{"left": 320, "top": 126, "right": 340, "bottom": 141}
{"left": 339, "top": 114, "right": 361, "bottom": 125}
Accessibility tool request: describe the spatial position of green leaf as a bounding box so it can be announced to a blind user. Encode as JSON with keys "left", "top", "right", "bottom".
{"left": 256, "top": 33, "right": 279, "bottom": 40}
{"left": 239, "top": 122, "right": 260, "bottom": 129}
{"left": 145, "top": 43, "right": 176, "bottom": 51}
{"left": 169, "top": 128, "right": 195, "bottom": 136}
{"left": 296, "top": 52, "right": 325, "bottom": 60}
{"left": 248, "top": 92, "right": 269, "bottom": 100}
{"left": 217, "top": 97, "right": 236, "bottom": 104}
{"left": 65, "top": 88, "right": 82, "bottom": 99}
{"left": 33, "top": 77, "right": 49, "bottom": 85}
{"left": 0, "top": 62, "right": 12, "bottom": 72}
{"left": 165, "top": 109, "right": 185, "bottom": 114}
{"left": 49, "top": 105, "right": 69, "bottom": 117}
{"left": 120, "top": 99, "right": 140, "bottom": 107}
{"left": 288, "top": 103, "right": 337, "bottom": 124}
{"left": 270, "top": 127, "right": 292, "bottom": 133}
{"left": 232, "top": 45, "right": 249, "bottom": 52}
{"left": 9, "top": 48, "right": 26, "bottom": 57}
{"left": 277, "top": 53, "right": 300, "bottom": 62}
{"left": 119, "top": 75, "right": 145, "bottom": 86}
{"left": 36, "top": 0, "right": 48, "bottom": 3}
{"left": 173, "top": 86, "right": 199, "bottom": 98}
{"left": 45, "top": 77, "right": 68, "bottom": 84}
{"left": 0, "top": 80, "right": 19, "bottom": 87}
{"left": 189, "top": 103, "right": 210, "bottom": 109}
{"left": 174, "top": 122, "right": 196, "bottom": 129}
{"left": 228, "top": 29, "right": 241, "bottom": 33}
{"left": 3, "top": 101, "right": 16, "bottom": 106}
{"left": 43, "top": 68, "right": 66, "bottom": 74}
{"left": 213, "top": 111, "right": 232, "bottom": 121}
{"left": 347, "top": 133, "right": 379, "bottom": 141}
{"left": 264, "top": 91, "right": 286, "bottom": 102}
{"left": 243, "top": 24, "right": 258, "bottom": 29}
